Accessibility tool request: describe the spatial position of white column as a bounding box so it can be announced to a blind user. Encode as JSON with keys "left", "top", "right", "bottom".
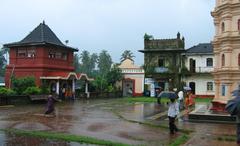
{"left": 85, "top": 82, "right": 89, "bottom": 98}
{"left": 72, "top": 79, "right": 75, "bottom": 93}
{"left": 56, "top": 80, "right": 60, "bottom": 95}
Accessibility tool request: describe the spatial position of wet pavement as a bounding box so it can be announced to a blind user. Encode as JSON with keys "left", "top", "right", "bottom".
{"left": 0, "top": 98, "right": 238, "bottom": 146}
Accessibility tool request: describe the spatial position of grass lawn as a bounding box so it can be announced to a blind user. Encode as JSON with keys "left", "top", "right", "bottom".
{"left": 1, "top": 129, "right": 131, "bottom": 146}
{"left": 122, "top": 96, "right": 213, "bottom": 104}
{"left": 122, "top": 96, "right": 170, "bottom": 103}
{"left": 194, "top": 97, "right": 213, "bottom": 103}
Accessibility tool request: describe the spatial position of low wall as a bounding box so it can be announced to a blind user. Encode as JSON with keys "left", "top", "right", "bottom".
{"left": 75, "top": 91, "right": 122, "bottom": 99}
{"left": 0, "top": 95, "right": 30, "bottom": 105}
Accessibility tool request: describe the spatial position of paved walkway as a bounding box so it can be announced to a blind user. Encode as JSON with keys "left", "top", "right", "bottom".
{"left": 0, "top": 98, "right": 238, "bottom": 146}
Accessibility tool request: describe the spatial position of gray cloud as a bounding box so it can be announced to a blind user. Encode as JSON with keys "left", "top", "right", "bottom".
{"left": 0, "top": 0, "right": 215, "bottom": 65}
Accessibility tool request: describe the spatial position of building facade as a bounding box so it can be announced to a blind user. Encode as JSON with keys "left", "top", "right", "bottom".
{"left": 211, "top": 0, "right": 240, "bottom": 111}
{"left": 4, "top": 22, "right": 92, "bottom": 95}
{"left": 118, "top": 59, "right": 145, "bottom": 96}
{"left": 139, "top": 33, "right": 185, "bottom": 96}
{"left": 183, "top": 43, "right": 215, "bottom": 97}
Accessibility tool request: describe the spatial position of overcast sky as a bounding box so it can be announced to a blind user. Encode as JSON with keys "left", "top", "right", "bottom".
{"left": 0, "top": 0, "right": 215, "bottom": 65}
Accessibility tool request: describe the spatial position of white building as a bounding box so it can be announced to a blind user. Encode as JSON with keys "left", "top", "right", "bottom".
{"left": 118, "top": 59, "right": 145, "bottom": 96}
{"left": 183, "top": 43, "right": 215, "bottom": 97}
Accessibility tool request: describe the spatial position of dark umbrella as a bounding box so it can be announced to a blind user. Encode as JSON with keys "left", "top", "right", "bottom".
{"left": 158, "top": 91, "right": 178, "bottom": 99}
{"left": 232, "top": 90, "right": 240, "bottom": 97}
{"left": 225, "top": 94, "right": 240, "bottom": 116}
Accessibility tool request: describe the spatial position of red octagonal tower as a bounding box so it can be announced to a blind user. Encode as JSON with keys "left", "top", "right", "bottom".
{"left": 4, "top": 21, "right": 92, "bottom": 95}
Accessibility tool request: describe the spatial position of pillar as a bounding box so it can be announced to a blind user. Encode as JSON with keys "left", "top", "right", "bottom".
{"left": 85, "top": 82, "right": 90, "bottom": 98}
{"left": 56, "top": 80, "right": 60, "bottom": 95}
{"left": 72, "top": 79, "right": 75, "bottom": 93}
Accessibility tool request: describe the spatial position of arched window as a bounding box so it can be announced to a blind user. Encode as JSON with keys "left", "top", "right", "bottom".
{"left": 222, "top": 54, "right": 225, "bottom": 66}
{"left": 221, "top": 22, "right": 225, "bottom": 32}
{"left": 238, "top": 54, "right": 240, "bottom": 66}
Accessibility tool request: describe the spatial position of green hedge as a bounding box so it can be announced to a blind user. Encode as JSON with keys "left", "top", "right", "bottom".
{"left": 0, "top": 88, "right": 16, "bottom": 96}
{"left": 22, "top": 87, "right": 41, "bottom": 95}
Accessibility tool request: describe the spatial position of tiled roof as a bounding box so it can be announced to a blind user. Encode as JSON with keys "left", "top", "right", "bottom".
{"left": 4, "top": 21, "right": 77, "bottom": 51}
{"left": 40, "top": 72, "right": 93, "bottom": 81}
{"left": 186, "top": 43, "right": 213, "bottom": 54}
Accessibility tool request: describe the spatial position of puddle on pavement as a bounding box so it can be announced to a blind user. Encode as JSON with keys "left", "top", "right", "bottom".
{"left": 0, "top": 132, "right": 97, "bottom": 146}
{"left": 119, "top": 102, "right": 168, "bottom": 121}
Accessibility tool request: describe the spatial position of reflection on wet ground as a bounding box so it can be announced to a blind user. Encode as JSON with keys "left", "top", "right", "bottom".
{"left": 0, "top": 98, "right": 238, "bottom": 146}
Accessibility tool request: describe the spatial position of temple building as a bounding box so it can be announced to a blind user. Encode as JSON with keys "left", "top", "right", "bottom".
{"left": 118, "top": 58, "right": 145, "bottom": 96}
{"left": 211, "top": 0, "right": 240, "bottom": 111}
{"left": 139, "top": 33, "right": 185, "bottom": 96}
{"left": 4, "top": 21, "right": 92, "bottom": 95}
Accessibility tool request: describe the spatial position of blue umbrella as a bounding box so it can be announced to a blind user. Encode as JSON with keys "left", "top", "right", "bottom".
{"left": 158, "top": 91, "right": 178, "bottom": 99}
{"left": 183, "top": 86, "right": 191, "bottom": 91}
{"left": 226, "top": 90, "right": 240, "bottom": 115}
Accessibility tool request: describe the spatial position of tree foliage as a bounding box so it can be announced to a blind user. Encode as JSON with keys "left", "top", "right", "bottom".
{"left": 12, "top": 76, "right": 36, "bottom": 95}
{"left": 98, "top": 50, "right": 112, "bottom": 75}
{"left": 79, "top": 50, "right": 98, "bottom": 77}
{"left": 106, "top": 64, "right": 122, "bottom": 86}
{"left": 0, "top": 47, "right": 8, "bottom": 76}
{"left": 120, "top": 50, "right": 135, "bottom": 62}
{"left": 144, "top": 33, "right": 154, "bottom": 40}
{"left": 73, "top": 54, "right": 81, "bottom": 73}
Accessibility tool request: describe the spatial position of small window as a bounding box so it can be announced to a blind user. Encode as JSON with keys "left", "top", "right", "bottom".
{"left": 222, "top": 54, "right": 225, "bottom": 66}
{"left": 62, "top": 53, "right": 67, "bottom": 60}
{"left": 207, "top": 82, "right": 213, "bottom": 91}
{"left": 221, "top": 22, "right": 225, "bottom": 32}
{"left": 238, "top": 19, "right": 240, "bottom": 31}
{"left": 27, "top": 48, "right": 36, "bottom": 58}
{"left": 17, "top": 48, "right": 26, "bottom": 57}
{"left": 206, "top": 58, "right": 213, "bottom": 67}
{"left": 221, "top": 84, "right": 226, "bottom": 96}
{"left": 55, "top": 52, "right": 62, "bottom": 59}
{"left": 49, "top": 51, "right": 56, "bottom": 58}
{"left": 158, "top": 58, "right": 165, "bottom": 67}
{"left": 238, "top": 54, "right": 240, "bottom": 66}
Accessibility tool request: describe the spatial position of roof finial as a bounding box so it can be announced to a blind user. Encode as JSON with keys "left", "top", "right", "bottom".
{"left": 177, "top": 32, "right": 180, "bottom": 39}
{"left": 43, "top": 20, "right": 45, "bottom": 25}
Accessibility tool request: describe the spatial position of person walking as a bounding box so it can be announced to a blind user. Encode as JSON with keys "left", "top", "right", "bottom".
{"left": 45, "top": 94, "right": 60, "bottom": 116}
{"left": 168, "top": 98, "right": 179, "bottom": 134}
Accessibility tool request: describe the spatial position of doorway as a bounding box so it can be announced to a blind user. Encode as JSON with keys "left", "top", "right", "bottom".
{"left": 189, "top": 82, "right": 196, "bottom": 94}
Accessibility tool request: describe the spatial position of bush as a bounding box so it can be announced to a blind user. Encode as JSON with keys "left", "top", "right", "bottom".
{"left": 12, "top": 76, "right": 36, "bottom": 95}
{"left": 40, "top": 86, "right": 50, "bottom": 94}
{"left": 23, "top": 87, "right": 41, "bottom": 95}
{"left": 0, "top": 88, "right": 16, "bottom": 96}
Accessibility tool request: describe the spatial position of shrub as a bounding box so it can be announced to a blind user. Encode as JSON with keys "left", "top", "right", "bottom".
{"left": 40, "top": 86, "right": 50, "bottom": 94}
{"left": 12, "top": 76, "right": 36, "bottom": 95}
{"left": 0, "top": 88, "right": 16, "bottom": 96}
{"left": 23, "top": 87, "right": 41, "bottom": 95}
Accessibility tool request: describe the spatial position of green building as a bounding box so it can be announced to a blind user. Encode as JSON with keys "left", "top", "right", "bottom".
{"left": 139, "top": 32, "right": 186, "bottom": 94}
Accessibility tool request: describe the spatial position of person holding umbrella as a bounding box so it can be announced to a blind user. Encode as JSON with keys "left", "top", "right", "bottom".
{"left": 225, "top": 89, "right": 240, "bottom": 144}
{"left": 165, "top": 91, "right": 179, "bottom": 135}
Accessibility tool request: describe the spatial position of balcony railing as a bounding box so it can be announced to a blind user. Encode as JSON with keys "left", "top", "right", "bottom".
{"left": 189, "top": 67, "right": 214, "bottom": 73}
{"left": 155, "top": 67, "right": 169, "bottom": 73}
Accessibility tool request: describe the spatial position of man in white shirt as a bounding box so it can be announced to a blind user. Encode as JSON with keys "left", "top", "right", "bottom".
{"left": 168, "top": 98, "right": 179, "bottom": 134}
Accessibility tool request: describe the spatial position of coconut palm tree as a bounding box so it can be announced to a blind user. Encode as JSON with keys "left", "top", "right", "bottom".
{"left": 120, "top": 50, "right": 135, "bottom": 62}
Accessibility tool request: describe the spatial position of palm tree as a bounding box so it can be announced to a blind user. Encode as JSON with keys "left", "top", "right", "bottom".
{"left": 120, "top": 50, "right": 135, "bottom": 62}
